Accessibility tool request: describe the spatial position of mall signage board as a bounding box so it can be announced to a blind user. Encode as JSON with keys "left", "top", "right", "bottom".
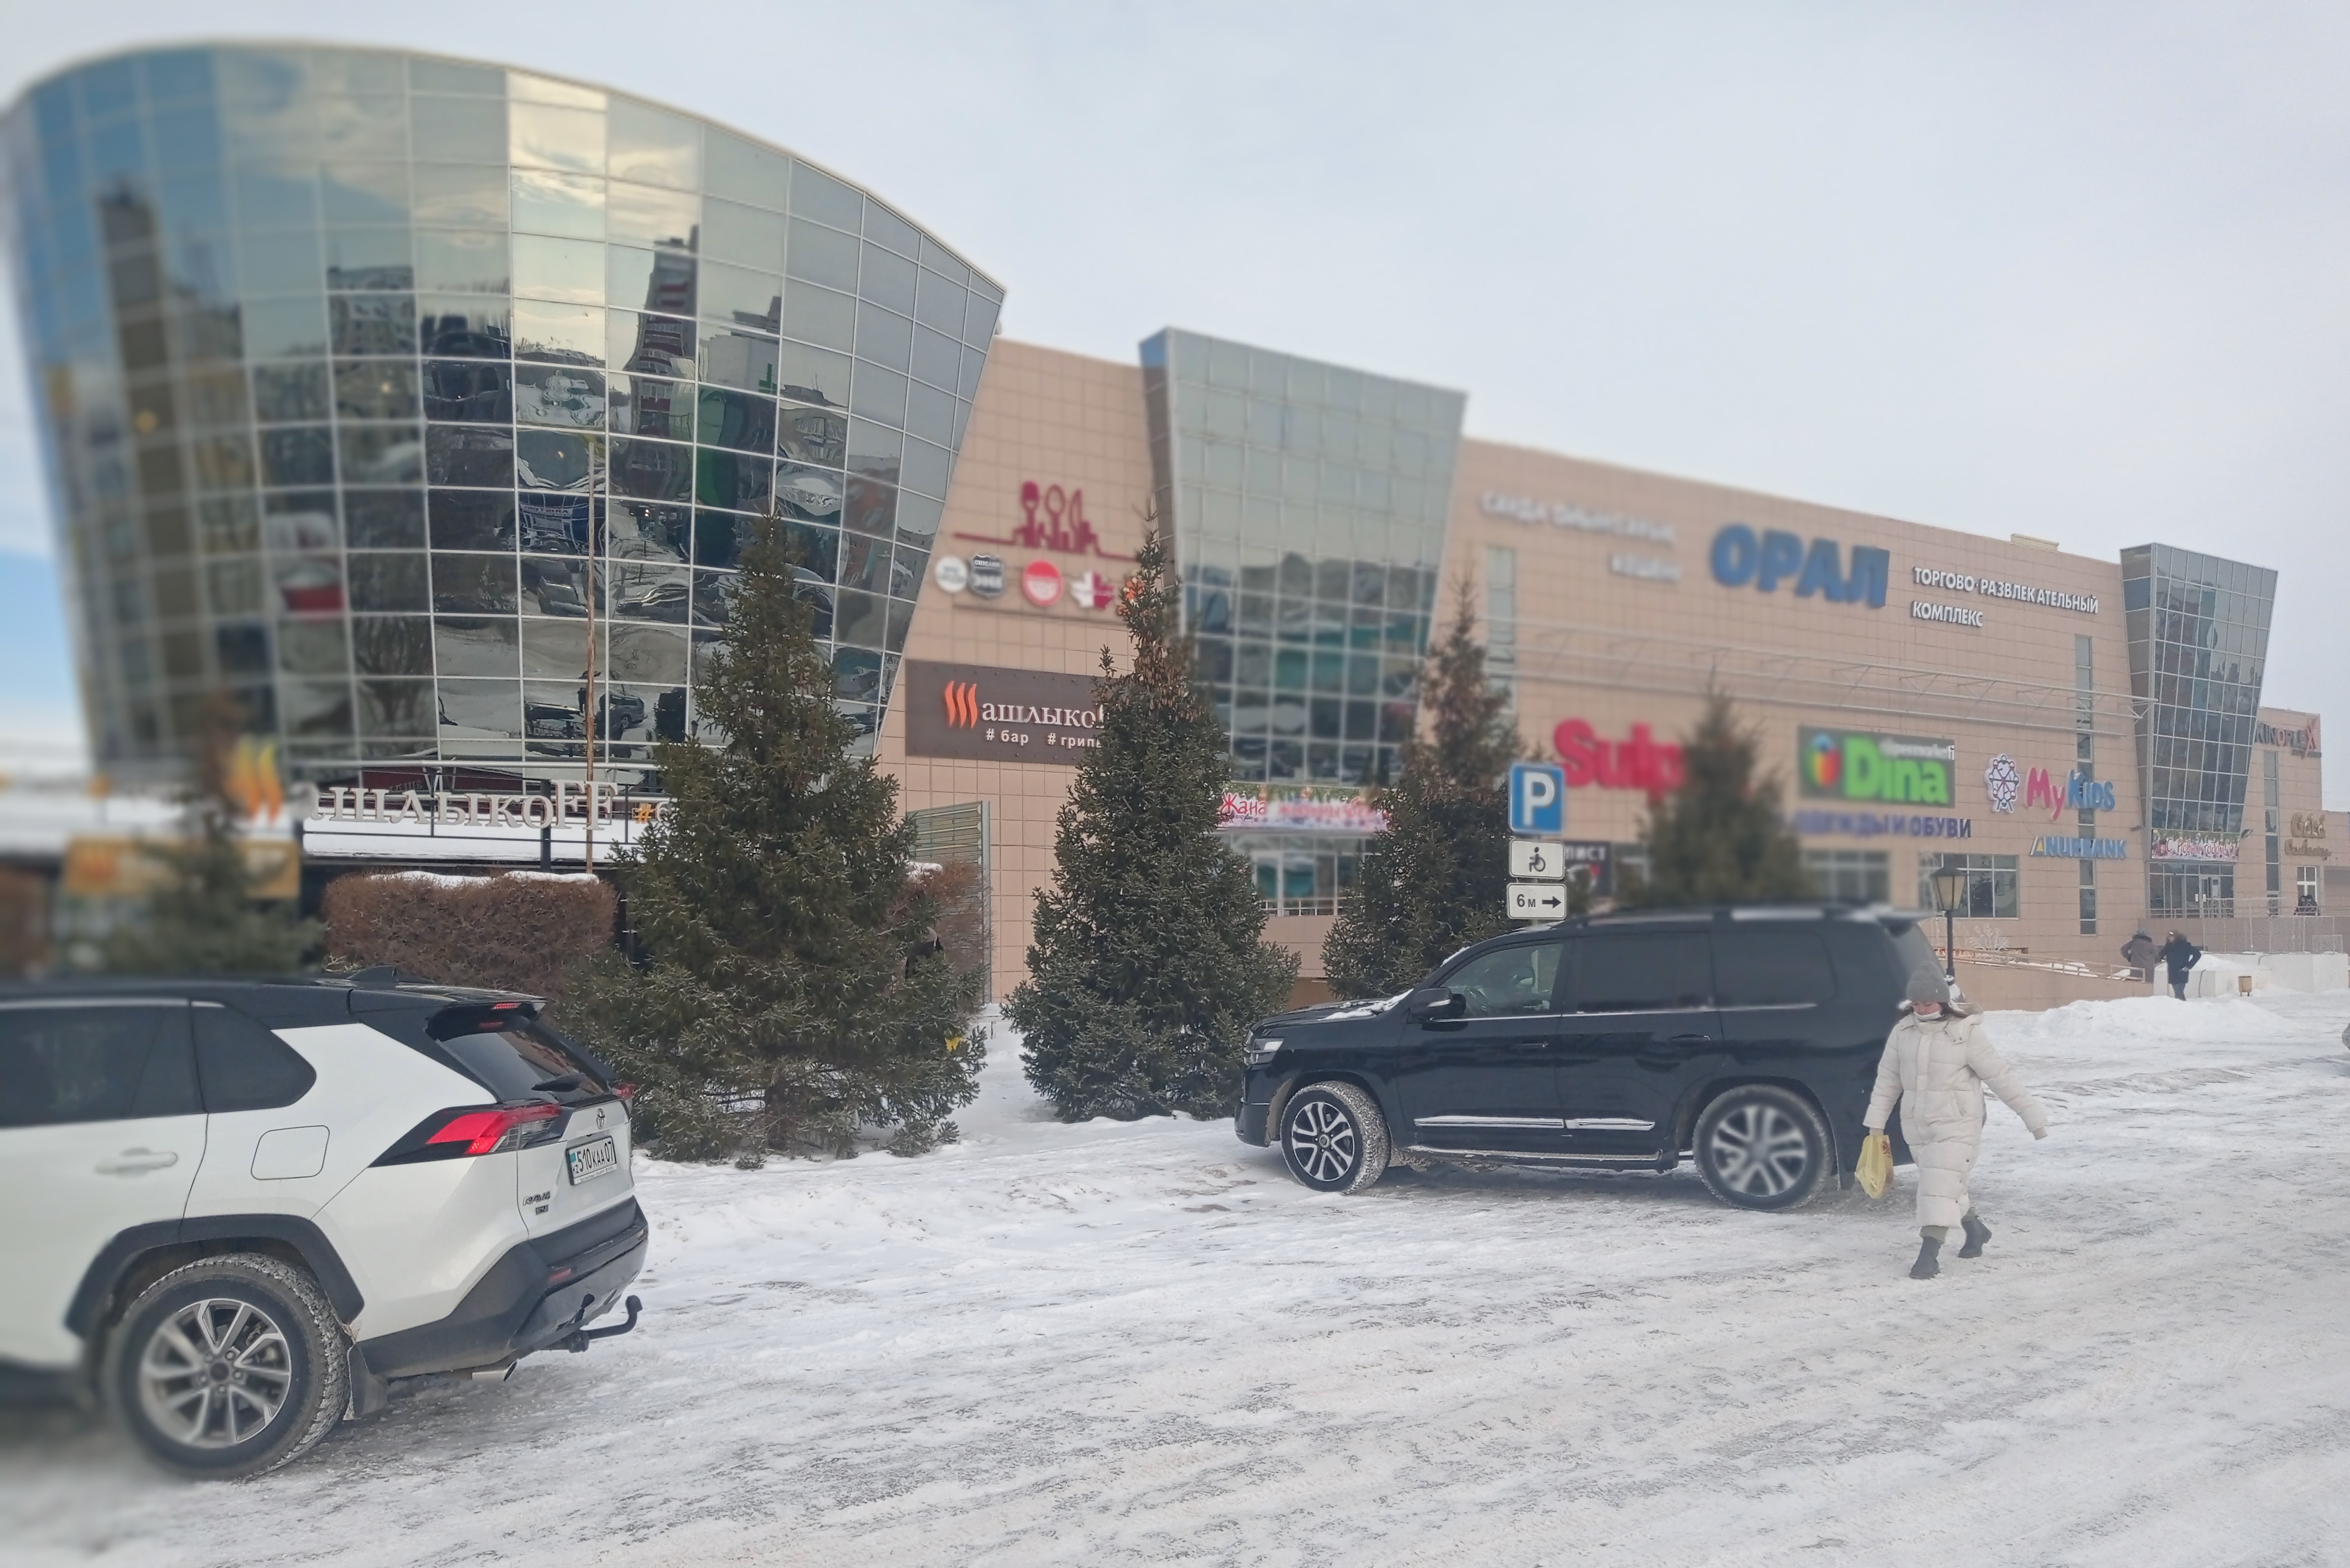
{"left": 2152, "top": 834, "right": 2240, "bottom": 863}
{"left": 904, "top": 661, "right": 1103, "bottom": 763}
{"left": 1220, "top": 789, "right": 1388, "bottom": 834}
{"left": 1553, "top": 719, "right": 1684, "bottom": 792}
{"left": 1983, "top": 755, "right": 2117, "bottom": 818}
{"left": 1710, "top": 525, "right": 1889, "bottom": 608}
{"left": 301, "top": 782, "right": 650, "bottom": 865}
{"left": 1798, "top": 728, "right": 1957, "bottom": 805}
{"left": 2030, "top": 835, "right": 2128, "bottom": 859}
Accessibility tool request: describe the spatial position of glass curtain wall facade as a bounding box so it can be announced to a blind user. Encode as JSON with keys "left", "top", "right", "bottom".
{"left": 1140, "top": 329, "right": 1465, "bottom": 792}
{"left": 2, "top": 45, "right": 1000, "bottom": 784}
{"left": 2121, "top": 545, "right": 2278, "bottom": 919}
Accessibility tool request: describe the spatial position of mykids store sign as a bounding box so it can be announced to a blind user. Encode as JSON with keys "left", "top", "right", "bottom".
{"left": 1798, "top": 728, "right": 1958, "bottom": 806}
{"left": 1710, "top": 525, "right": 1890, "bottom": 608}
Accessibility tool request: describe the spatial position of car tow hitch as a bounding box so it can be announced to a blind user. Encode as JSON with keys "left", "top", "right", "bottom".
{"left": 560, "top": 1294, "right": 642, "bottom": 1353}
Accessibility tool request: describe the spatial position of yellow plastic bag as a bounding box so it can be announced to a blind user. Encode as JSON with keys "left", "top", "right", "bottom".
{"left": 1856, "top": 1131, "right": 1893, "bottom": 1199}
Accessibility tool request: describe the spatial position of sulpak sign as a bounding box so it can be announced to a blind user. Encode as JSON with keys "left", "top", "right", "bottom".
{"left": 1552, "top": 720, "right": 1686, "bottom": 794}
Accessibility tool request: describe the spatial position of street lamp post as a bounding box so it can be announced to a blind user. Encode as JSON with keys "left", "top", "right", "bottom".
{"left": 1929, "top": 858, "right": 1967, "bottom": 982}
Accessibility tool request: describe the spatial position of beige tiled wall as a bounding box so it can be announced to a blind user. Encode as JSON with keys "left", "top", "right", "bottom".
{"left": 876, "top": 341, "right": 1157, "bottom": 998}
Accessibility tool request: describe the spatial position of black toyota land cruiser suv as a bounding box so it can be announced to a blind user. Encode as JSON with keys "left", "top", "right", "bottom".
{"left": 1238, "top": 906, "right": 1941, "bottom": 1208}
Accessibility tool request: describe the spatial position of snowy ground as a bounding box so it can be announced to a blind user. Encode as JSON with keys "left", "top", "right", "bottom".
{"left": 9, "top": 992, "right": 2350, "bottom": 1566}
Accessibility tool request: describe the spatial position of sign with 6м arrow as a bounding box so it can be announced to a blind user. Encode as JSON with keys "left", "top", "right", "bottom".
{"left": 1507, "top": 882, "right": 1568, "bottom": 920}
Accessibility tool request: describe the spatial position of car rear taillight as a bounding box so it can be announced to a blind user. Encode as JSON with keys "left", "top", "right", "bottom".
{"left": 374, "top": 1102, "right": 565, "bottom": 1165}
{"left": 426, "top": 1103, "right": 563, "bottom": 1155}
{"left": 612, "top": 1082, "right": 637, "bottom": 1105}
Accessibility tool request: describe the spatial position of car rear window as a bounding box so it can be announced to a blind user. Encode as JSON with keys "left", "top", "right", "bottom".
{"left": 434, "top": 1017, "right": 612, "bottom": 1103}
{"left": 193, "top": 1004, "right": 317, "bottom": 1111}
{"left": 1713, "top": 929, "right": 1839, "bottom": 1007}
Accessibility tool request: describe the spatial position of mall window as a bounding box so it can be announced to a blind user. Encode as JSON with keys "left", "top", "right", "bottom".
{"left": 2297, "top": 865, "right": 2319, "bottom": 912}
{"left": 1918, "top": 854, "right": 2020, "bottom": 920}
{"left": 1141, "top": 328, "right": 1466, "bottom": 790}
{"left": 6, "top": 44, "right": 1000, "bottom": 785}
{"left": 1803, "top": 848, "right": 1888, "bottom": 905}
{"left": 1485, "top": 545, "right": 1516, "bottom": 710}
{"left": 2122, "top": 545, "right": 2277, "bottom": 922}
{"left": 1236, "top": 833, "right": 1360, "bottom": 918}
{"left": 2263, "top": 749, "right": 2281, "bottom": 915}
{"left": 2152, "top": 867, "right": 2233, "bottom": 920}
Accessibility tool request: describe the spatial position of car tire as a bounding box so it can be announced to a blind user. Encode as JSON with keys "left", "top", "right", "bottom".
{"left": 1279, "top": 1081, "right": 1390, "bottom": 1194}
{"left": 103, "top": 1253, "right": 349, "bottom": 1480}
{"left": 1693, "top": 1085, "right": 1830, "bottom": 1212}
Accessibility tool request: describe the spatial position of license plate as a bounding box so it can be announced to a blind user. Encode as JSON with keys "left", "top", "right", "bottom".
{"left": 566, "top": 1135, "right": 618, "bottom": 1185}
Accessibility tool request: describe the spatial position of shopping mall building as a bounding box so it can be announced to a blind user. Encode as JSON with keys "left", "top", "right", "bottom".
{"left": 5, "top": 43, "right": 2331, "bottom": 996}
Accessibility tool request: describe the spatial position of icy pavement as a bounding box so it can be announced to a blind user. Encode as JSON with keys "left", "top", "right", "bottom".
{"left": 9, "top": 992, "right": 2350, "bottom": 1566}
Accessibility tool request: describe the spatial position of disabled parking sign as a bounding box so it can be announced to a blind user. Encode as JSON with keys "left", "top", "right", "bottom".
{"left": 1508, "top": 761, "right": 1566, "bottom": 836}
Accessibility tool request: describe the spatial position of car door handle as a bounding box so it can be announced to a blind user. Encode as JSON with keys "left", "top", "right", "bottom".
{"left": 96, "top": 1149, "right": 180, "bottom": 1175}
{"left": 1666, "top": 1034, "right": 1713, "bottom": 1043}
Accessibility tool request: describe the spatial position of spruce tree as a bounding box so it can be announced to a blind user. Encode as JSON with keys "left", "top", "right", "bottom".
{"left": 1010, "top": 527, "right": 1297, "bottom": 1120}
{"left": 565, "top": 511, "right": 982, "bottom": 1160}
{"left": 105, "top": 695, "right": 317, "bottom": 974}
{"left": 1322, "top": 582, "right": 1520, "bottom": 997}
{"left": 1624, "top": 690, "right": 1816, "bottom": 906}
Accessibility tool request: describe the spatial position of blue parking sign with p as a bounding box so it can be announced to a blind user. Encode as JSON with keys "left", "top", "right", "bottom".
{"left": 1509, "top": 762, "right": 1566, "bottom": 835}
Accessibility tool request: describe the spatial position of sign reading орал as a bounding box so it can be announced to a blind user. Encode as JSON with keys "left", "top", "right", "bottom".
{"left": 903, "top": 660, "right": 1105, "bottom": 764}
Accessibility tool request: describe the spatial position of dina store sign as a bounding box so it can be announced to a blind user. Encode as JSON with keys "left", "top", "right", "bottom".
{"left": 1798, "top": 728, "right": 1956, "bottom": 805}
{"left": 1710, "top": 526, "right": 1889, "bottom": 608}
{"left": 904, "top": 660, "right": 1103, "bottom": 764}
{"left": 1983, "top": 755, "right": 2116, "bottom": 819}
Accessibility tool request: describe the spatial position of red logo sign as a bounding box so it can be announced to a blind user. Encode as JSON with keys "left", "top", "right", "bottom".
{"left": 1022, "top": 559, "right": 1064, "bottom": 606}
{"left": 1071, "top": 569, "right": 1116, "bottom": 610}
{"left": 1554, "top": 719, "right": 1686, "bottom": 794}
{"left": 943, "top": 681, "right": 980, "bottom": 728}
{"left": 955, "top": 482, "right": 1135, "bottom": 560}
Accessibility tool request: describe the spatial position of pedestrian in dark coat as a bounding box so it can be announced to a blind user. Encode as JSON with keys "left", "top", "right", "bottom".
{"left": 2155, "top": 930, "right": 2202, "bottom": 999}
{"left": 2120, "top": 930, "right": 2157, "bottom": 984}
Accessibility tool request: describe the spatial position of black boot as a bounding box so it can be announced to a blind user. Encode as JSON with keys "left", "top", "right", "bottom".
{"left": 1958, "top": 1212, "right": 1992, "bottom": 1259}
{"left": 1910, "top": 1233, "right": 1942, "bottom": 1280}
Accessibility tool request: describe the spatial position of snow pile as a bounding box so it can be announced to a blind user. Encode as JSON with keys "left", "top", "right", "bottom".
{"left": 8, "top": 995, "right": 2350, "bottom": 1566}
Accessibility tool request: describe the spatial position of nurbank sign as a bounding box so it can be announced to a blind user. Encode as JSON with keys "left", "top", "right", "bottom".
{"left": 1710, "top": 524, "right": 1889, "bottom": 608}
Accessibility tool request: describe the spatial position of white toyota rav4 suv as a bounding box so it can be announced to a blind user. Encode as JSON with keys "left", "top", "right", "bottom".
{"left": 0, "top": 973, "right": 647, "bottom": 1478}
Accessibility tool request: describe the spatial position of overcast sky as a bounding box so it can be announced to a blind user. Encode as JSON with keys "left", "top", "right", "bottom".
{"left": 4, "top": 2, "right": 2346, "bottom": 798}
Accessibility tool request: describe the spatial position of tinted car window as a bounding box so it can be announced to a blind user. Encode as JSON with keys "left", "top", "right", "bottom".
{"left": 436, "top": 1020, "right": 611, "bottom": 1102}
{"left": 193, "top": 1004, "right": 317, "bottom": 1111}
{"left": 1443, "top": 942, "right": 1564, "bottom": 1017}
{"left": 1886, "top": 921, "right": 1939, "bottom": 984}
{"left": 1713, "top": 928, "right": 1838, "bottom": 1007}
{"left": 1569, "top": 932, "right": 1712, "bottom": 1012}
{"left": 0, "top": 1003, "right": 199, "bottom": 1126}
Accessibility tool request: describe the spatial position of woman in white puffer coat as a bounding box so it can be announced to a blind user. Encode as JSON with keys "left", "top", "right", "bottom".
{"left": 1866, "top": 967, "right": 2049, "bottom": 1279}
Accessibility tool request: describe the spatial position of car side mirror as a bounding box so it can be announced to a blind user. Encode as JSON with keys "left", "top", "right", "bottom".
{"left": 1404, "top": 986, "right": 1465, "bottom": 1022}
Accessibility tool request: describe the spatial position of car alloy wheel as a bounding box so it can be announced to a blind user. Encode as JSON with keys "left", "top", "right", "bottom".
{"left": 106, "top": 1253, "right": 348, "bottom": 1479}
{"left": 1693, "top": 1085, "right": 1828, "bottom": 1211}
{"left": 138, "top": 1297, "right": 295, "bottom": 1448}
{"left": 1279, "top": 1081, "right": 1391, "bottom": 1194}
